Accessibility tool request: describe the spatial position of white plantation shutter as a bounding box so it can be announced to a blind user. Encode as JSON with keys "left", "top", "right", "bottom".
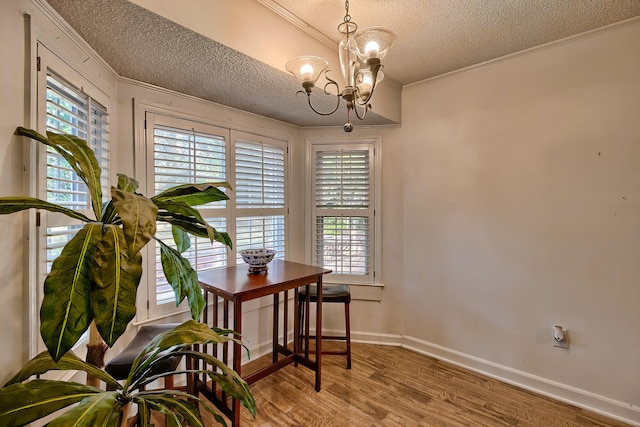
{"left": 153, "top": 125, "right": 226, "bottom": 198}
{"left": 44, "top": 71, "right": 110, "bottom": 273}
{"left": 235, "top": 141, "right": 285, "bottom": 208}
{"left": 46, "top": 72, "right": 110, "bottom": 210}
{"left": 234, "top": 134, "right": 286, "bottom": 260}
{"left": 148, "top": 115, "right": 229, "bottom": 312}
{"left": 312, "top": 144, "right": 375, "bottom": 283}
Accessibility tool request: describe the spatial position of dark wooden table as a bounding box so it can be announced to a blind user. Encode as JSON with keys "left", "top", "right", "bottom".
{"left": 192, "top": 260, "right": 331, "bottom": 426}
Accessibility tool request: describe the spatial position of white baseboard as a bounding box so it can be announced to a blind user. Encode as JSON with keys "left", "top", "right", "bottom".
{"left": 401, "top": 335, "right": 640, "bottom": 427}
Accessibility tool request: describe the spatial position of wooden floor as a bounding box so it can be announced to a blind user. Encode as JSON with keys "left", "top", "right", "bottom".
{"left": 197, "top": 343, "right": 630, "bottom": 426}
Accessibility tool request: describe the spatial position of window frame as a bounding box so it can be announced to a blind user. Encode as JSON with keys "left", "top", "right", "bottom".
{"left": 305, "top": 138, "right": 382, "bottom": 286}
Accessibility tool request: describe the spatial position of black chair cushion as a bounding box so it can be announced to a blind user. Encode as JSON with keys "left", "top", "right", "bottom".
{"left": 105, "top": 323, "right": 182, "bottom": 380}
{"left": 298, "top": 285, "right": 351, "bottom": 303}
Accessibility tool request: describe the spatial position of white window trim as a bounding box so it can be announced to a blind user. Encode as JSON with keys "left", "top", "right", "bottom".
{"left": 304, "top": 137, "right": 382, "bottom": 286}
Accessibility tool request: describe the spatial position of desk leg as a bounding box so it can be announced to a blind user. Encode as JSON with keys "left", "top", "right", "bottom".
{"left": 232, "top": 300, "right": 242, "bottom": 427}
{"left": 272, "top": 293, "right": 279, "bottom": 364}
{"left": 315, "top": 276, "right": 323, "bottom": 392}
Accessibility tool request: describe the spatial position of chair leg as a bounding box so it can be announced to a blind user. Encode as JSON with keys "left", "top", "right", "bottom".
{"left": 295, "top": 296, "right": 304, "bottom": 366}
{"left": 345, "top": 301, "right": 352, "bottom": 369}
{"left": 164, "top": 374, "right": 174, "bottom": 389}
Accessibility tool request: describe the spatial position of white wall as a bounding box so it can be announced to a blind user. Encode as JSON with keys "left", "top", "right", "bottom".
{"left": 0, "top": 0, "right": 29, "bottom": 384}
{"left": 401, "top": 21, "right": 640, "bottom": 423}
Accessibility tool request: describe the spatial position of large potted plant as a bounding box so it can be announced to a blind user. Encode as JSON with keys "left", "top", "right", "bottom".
{"left": 0, "top": 127, "right": 255, "bottom": 426}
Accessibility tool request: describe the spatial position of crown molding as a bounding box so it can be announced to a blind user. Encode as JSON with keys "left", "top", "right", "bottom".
{"left": 256, "top": 0, "right": 338, "bottom": 49}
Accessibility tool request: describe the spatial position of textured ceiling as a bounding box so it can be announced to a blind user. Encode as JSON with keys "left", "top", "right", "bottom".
{"left": 45, "top": 0, "right": 640, "bottom": 129}
{"left": 266, "top": 0, "right": 640, "bottom": 85}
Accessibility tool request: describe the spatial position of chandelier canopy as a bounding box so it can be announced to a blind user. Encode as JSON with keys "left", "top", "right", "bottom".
{"left": 285, "top": 0, "right": 396, "bottom": 132}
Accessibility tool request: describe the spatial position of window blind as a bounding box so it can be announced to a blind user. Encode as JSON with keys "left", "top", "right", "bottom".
{"left": 152, "top": 124, "right": 228, "bottom": 305}
{"left": 235, "top": 140, "right": 285, "bottom": 208}
{"left": 315, "top": 149, "right": 369, "bottom": 209}
{"left": 235, "top": 138, "right": 286, "bottom": 260}
{"left": 153, "top": 125, "right": 226, "bottom": 198}
{"left": 46, "top": 73, "right": 110, "bottom": 209}
{"left": 45, "top": 72, "right": 110, "bottom": 273}
{"left": 313, "top": 146, "right": 373, "bottom": 281}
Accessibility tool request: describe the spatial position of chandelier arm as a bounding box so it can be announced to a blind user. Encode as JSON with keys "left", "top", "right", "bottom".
{"left": 299, "top": 90, "right": 342, "bottom": 116}
{"left": 296, "top": 70, "right": 342, "bottom": 116}
{"left": 351, "top": 102, "right": 371, "bottom": 120}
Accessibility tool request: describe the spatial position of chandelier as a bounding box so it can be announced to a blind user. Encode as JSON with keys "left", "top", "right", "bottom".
{"left": 285, "top": 0, "right": 396, "bottom": 132}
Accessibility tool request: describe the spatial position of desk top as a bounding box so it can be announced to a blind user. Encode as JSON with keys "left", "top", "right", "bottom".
{"left": 198, "top": 260, "right": 331, "bottom": 301}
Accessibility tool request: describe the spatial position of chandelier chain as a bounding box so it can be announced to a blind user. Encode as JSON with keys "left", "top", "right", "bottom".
{"left": 344, "top": 0, "right": 351, "bottom": 23}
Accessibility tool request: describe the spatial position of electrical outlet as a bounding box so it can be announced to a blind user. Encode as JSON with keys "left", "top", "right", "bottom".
{"left": 553, "top": 325, "right": 569, "bottom": 349}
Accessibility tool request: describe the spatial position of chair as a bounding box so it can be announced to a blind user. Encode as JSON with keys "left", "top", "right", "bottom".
{"left": 105, "top": 323, "right": 183, "bottom": 390}
{"left": 297, "top": 284, "right": 352, "bottom": 369}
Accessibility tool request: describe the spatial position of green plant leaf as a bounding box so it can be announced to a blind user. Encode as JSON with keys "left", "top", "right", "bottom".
{"left": 157, "top": 239, "right": 205, "bottom": 320}
{"left": 156, "top": 212, "right": 232, "bottom": 249}
{"left": 154, "top": 199, "right": 215, "bottom": 241}
{"left": 0, "top": 196, "right": 91, "bottom": 222}
{"left": 91, "top": 224, "right": 142, "bottom": 346}
{"left": 101, "top": 174, "right": 141, "bottom": 224}
{"left": 135, "top": 399, "right": 152, "bottom": 427}
{"left": 117, "top": 173, "right": 140, "bottom": 193}
{"left": 47, "top": 391, "right": 122, "bottom": 427}
{"left": 180, "top": 351, "right": 255, "bottom": 417}
{"left": 40, "top": 222, "right": 102, "bottom": 361}
{"left": 4, "top": 351, "right": 121, "bottom": 390}
{"left": 128, "top": 321, "right": 232, "bottom": 386}
{"left": 111, "top": 188, "right": 158, "bottom": 254}
{"left": 144, "top": 320, "right": 239, "bottom": 354}
{"left": 152, "top": 182, "right": 231, "bottom": 206}
{"left": 16, "top": 127, "right": 103, "bottom": 220}
{"left": 0, "top": 379, "right": 101, "bottom": 427}
{"left": 138, "top": 394, "right": 203, "bottom": 426}
{"left": 135, "top": 350, "right": 256, "bottom": 418}
{"left": 172, "top": 225, "right": 191, "bottom": 253}
{"left": 144, "top": 400, "right": 183, "bottom": 426}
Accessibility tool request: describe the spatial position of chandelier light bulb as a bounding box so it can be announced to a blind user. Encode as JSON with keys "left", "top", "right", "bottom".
{"left": 300, "top": 64, "right": 314, "bottom": 82}
{"left": 365, "top": 40, "right": 380, "bottom": 58}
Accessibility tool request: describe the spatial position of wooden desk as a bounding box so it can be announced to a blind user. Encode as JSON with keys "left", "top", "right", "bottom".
{"left": 193, "top": 260, "right": 331, "bottom": 426}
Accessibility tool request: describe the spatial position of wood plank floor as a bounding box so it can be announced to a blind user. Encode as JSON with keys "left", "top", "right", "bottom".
{"left": 200, "top": 343, "right": 631, "bottom": 426}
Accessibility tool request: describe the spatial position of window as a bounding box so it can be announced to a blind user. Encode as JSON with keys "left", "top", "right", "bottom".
{"left": 234, "top": 134, "right": 286, "bottom": 263}
{"left": 144, "top": 115, "right": 288, "bottom": 317}
{"left": 310, "top": 142, "right": 378, "bottom": 284}
{"left": 145, "top": 115, "right": 230, "bottom": 315}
